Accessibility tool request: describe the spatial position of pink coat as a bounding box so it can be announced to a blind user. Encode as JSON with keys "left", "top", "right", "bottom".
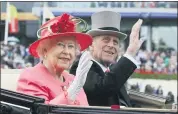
{"left": 16, "top": 63, "right": 89, "bottom": 106}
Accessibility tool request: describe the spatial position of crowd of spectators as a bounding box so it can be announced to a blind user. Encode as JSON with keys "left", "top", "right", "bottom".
{"left": 1, "top": 41, "right": 34, "bottom": 69}
{"left": 90, "top": 1, "right": 177, "bottom": 8}
{"left": 135, "top": 49, "right": 177, "bottom": 74}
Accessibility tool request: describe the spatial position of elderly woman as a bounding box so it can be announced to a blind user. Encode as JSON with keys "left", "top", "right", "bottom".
{"left": 16, "top": 13, "right": 93, "bottom": 106}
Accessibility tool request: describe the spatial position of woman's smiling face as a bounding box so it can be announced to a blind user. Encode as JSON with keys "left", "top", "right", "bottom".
{"left": 45, "top": 36, "right": 78, "bottom": 70}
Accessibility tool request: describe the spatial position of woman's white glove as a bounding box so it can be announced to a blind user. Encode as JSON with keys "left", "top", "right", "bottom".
{"left": 67, "top": 51, "right": 93, "bottom": 101}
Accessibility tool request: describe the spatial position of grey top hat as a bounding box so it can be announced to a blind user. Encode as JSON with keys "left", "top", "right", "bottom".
{"left": 87, "top": 11, "right": 127, "bottom": 40}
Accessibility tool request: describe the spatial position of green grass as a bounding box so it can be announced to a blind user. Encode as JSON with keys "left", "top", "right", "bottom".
{"left": 132, "top": 73, "right": 177, "bottom": 80}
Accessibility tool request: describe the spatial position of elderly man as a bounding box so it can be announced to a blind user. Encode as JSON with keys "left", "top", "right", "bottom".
{"left": 70, "top": 11, "right": 145, "bottom": 107}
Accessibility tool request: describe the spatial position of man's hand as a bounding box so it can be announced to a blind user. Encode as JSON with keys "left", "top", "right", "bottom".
{"left": 126, "top": 19, "right": 146, "bottom": 57}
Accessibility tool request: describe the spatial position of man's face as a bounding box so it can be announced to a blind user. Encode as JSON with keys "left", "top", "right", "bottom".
{"left": 91, "top": 35, "right": 120, "bottom": 65}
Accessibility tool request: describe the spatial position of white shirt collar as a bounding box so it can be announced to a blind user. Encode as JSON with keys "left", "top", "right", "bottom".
{"left": 92, "top": 58, "right": 108, "bottom": 72}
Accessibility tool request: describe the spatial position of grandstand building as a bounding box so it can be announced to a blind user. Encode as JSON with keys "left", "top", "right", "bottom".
{"left": 1, "top": 1, "right": 177, "bottom": 51}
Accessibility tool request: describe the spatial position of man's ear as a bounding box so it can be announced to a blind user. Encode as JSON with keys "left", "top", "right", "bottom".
{"left": 115, "top": 47, "right": 121, "bottom": 62}
{"left": 89, "top": 42, "right": 95, "bottom": 51}
{"left": 90, "top": 38, "right": 97, "bottom": 51}
{"left": 89, "top": 46, "right": 93, "bottom": 51}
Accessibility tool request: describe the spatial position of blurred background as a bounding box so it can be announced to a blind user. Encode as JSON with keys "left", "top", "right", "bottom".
{"left": 0, "top": 1, "right": 177, "bottom": 107}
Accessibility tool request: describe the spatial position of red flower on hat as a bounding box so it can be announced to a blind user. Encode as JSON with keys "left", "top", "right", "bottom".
{"left": 50, "top": 13, "right": 75, "bottom": 33}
